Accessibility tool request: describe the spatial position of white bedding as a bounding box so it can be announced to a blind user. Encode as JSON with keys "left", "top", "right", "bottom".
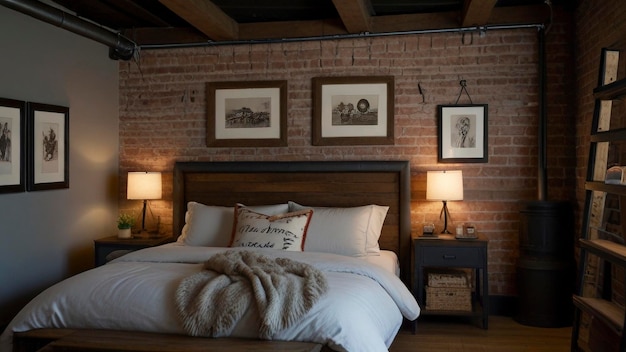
{"left": 0, "top": 243, "right": 419, "bottom": 352}
{"left": 362, "top": 250, "right": 400, "bottom": 277}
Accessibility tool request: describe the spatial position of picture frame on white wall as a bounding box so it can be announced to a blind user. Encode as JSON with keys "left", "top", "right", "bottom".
{"left": 312, "top": 76, "right": 394, "bottom": 146}
{"left": 438, "top": 104, "right": 488, "bottom": 163}
{"left": 206, "top": 80, "right": 288, "bottom": 147}
{"left": 27, "top": 102, "right": 69, "bottom": 191}
{"left": 0, "top": 97, "right": 26, "bottom": 193}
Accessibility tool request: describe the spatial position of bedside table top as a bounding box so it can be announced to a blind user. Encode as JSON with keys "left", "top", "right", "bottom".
{"left": 95, "top": 235, "right": 175, "bottom": 246}
{"left": 413, "top": 233, "right": 488, "bottom": 247}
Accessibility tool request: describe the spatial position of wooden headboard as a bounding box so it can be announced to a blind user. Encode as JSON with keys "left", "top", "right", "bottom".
{"left": 173, "top": 160, "right": 411, "bottom": 284}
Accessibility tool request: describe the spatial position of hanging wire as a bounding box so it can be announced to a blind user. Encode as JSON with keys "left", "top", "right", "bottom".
{"left": 131, "top": 47, "right": 145, "bottom": 81}
{"left": 455, "top": 79, "right": 473, "bottom": 104}
{"left": 418, "top": 82, "right": 426, "bottom": 104}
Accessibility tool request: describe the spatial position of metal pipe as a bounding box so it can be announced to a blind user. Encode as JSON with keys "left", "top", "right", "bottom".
{"left": 139, "top": 23, "right": 544, "bottom": 50}
{"left": 537, "top": 27, "right": 548, "bottom": 200}
{"left": 0, "top": 0, "right": 136, "bottom": 60}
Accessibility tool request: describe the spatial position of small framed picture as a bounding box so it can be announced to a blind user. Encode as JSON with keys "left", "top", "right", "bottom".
{"left": 438, "top": 104, "right": 488, "bottom": 163}
{"left": 27, "top": 102, "right": 69, "bottom": 191}
{"left": 206, "top": 80, "right": 287, "bottom": 147}
{"left": 312, "top": 76, "right": 394, "bottom": 146}
{"left": 422, "top": 223, "right": 435, "bottom": 236}
{"left": 0, "top": 97, "right": 26, "bottom": 193}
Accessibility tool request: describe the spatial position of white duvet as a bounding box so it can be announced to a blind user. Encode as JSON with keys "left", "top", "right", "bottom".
{"left": 0, "top": 244, "right": 419, "bottom": 352}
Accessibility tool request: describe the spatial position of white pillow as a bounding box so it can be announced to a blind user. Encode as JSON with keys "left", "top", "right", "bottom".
{"left": 230, "top": 204, "right": 313, "bottom": 251}
{"left": 288, "top": 201, "right": 389, "bottom": 256}
{"left": 177, "top": 202, "right": 289, "bottom": 246}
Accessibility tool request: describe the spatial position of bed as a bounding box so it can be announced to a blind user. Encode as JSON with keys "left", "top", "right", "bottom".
{"left": 1, "top": 160, "right": 420, "bottom": 352}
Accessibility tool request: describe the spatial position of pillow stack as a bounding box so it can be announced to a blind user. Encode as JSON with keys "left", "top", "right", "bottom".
{"left": 177, "top": 201, "right": 389, "bottom": 256}
{"left": 177, "top": 202, "right": 289, "bottom": 247}
{"left": 288, "top": 201, "right": 388, "bottom": 256}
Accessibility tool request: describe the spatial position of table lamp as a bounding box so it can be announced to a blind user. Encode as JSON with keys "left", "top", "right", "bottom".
{"left": 127, "top": 171, "right": 162, "bottom": 234}
{"left": 426, "top": 170, "right": 464, "bottom": 234}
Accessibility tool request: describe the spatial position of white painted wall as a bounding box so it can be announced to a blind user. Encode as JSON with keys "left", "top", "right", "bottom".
{"left": 0, "top": 5, "right": 120, "bottom": 328}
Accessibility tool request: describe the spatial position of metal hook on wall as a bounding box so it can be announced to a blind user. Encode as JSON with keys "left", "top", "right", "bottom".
{"left": 478, "top": 26, "right": 487, "bottom": 38}
{"left": 462, "top": 26, "right": 487, "bottom": 44}
{"left": 418, "top": 82, "right": 426, "bottom": 104}
{"left": 461, "top": 31, "right": 473, "bottom": 45}
{"left": 455, "top": 79, "right": 473, "bottom": 104}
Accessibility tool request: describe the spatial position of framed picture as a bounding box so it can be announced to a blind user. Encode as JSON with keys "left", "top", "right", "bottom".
{"left": 207, "top": 80, "right": 287, "bottom": 147}
{"left": 438, "top": 104, "right": 488, "bottom": 163}
{"left": 0, "top": 98, "right": 26, "bottom": 193}
{"left": 27, "top": 102, "right": 69, "bottom": 191}
{"left": 312, "top": 76, "right": 394, "bottom": 146}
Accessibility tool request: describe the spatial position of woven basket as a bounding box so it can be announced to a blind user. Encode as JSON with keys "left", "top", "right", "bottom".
{"left": 425, "top": 286, "right": 472, "bottom": 311}
{"left": 427, "top": 269, "right": 469, "bottom": 288}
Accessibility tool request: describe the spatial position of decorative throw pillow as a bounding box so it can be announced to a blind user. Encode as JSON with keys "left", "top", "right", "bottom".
{"left": 230, "top": 204, "right": 313, "bottom": 251}
{"left": 288, "top": 201, "right": 389, "bottom": 256}
{"left": 177, "top": 202, "right": 289, "bottom": 247}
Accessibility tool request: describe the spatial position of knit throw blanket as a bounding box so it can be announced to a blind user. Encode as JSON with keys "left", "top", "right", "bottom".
{"left": 175, "top": 250, "right": 328, "bottom": 339}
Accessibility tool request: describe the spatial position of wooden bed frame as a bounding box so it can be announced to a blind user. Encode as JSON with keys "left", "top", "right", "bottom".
{"left": 13, "top": 160, "right": 412, "bottom": 352}
{"left": 172, "top": 160, "right": 412, "bottom": 284}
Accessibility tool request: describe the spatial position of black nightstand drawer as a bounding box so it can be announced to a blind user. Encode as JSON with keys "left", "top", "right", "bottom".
{"left": 420, "top": 247, "right": 482, "bottom": 267}
{"left": 94, "top": 235, "right": 174, "bottom": 267}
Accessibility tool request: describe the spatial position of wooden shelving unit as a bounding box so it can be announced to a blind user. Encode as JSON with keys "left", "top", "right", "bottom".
{"left": 571, "top": 48, "right": 626, "bottom": 351}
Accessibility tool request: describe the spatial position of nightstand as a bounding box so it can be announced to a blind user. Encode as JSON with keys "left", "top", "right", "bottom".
{"left": 412, "top": 234, "right": 488, "bottom": 330}
{"left": 94, "top": 235, "right": 174, "bottom": 267}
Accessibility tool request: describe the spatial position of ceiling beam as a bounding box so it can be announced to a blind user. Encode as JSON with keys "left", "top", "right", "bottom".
{"left": 372, "top": 12, "right": 459, "bottom": 33}
{"left": 158, "top": 0, "right": 238, "bottom": 41}
{"left": 488, "top": 5, "right": 549, "bottom": 26}
{"left": 239, "top": 19, "right": 348, "bottom": 41}
{"left": 462, "top": 0, "right": 498, "bottom": 27}
{"left": 331, "top": 0, "right": 372, "bottom": 33}
{"left": 107, "top": 0, "right": 172, "bottom": 27}
{"left": 131, "top": 4, "right": 548, "bottom": 46}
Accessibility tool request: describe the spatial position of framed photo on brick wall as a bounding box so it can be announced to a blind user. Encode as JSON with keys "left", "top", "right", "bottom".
{"left": 438, "top": 104, "right": 488, "bottom": 163}
{"left": 206, "top": 80, "right": 287, "bottom": 147}
{"left": 312, "top": 76, "right": 394, "bottom": 146}
{"left": 0, "top": 97, "right": 26, "bottom": 193}
{"left": 27, "top": 102, "right": 69, "bottom": 191}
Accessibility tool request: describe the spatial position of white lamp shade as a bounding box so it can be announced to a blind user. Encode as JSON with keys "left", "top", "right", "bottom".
{"left": 426, "top": 170, "right": 463, "bottom": 201}
{"left": 127, "top": 172, "right": 162, "bottom": 200}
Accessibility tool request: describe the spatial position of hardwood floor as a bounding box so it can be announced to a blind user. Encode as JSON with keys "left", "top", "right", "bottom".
{"left": 390, "top": 316, "right": 572, "bottom": 352}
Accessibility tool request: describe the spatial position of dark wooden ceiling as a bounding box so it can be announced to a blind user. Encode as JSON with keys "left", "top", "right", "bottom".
{"left": 42, "top": 0, "right": 564, "bottom": 48}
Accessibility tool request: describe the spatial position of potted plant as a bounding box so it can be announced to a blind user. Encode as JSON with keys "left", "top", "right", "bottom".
{"left": 117, "top": 213, "right": 135, "bottom": 239}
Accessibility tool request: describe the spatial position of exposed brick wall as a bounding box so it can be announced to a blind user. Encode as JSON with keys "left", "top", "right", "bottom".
{"left": 118, "top": 8, "right": 575, "bottom": 297}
